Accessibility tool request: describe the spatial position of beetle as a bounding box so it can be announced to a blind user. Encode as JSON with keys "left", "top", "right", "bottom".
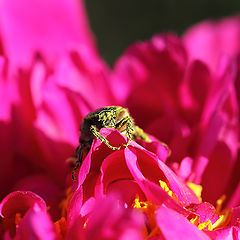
{"left": 72, "top": 106, "right": 150, "bottom": 180}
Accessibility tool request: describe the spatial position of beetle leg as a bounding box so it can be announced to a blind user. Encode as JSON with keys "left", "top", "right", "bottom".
{"left": 72, "top": 144, "right": 85, "bottom": 180}
{"left": 133, "top": 126, "right": 151, "bottom": 142}
{"left": 90, "top": 125, "right": 121, "bottom": 150}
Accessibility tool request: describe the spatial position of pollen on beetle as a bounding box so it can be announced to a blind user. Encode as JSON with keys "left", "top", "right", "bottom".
{"left": 72, "top": 106, "right": 151, "bottom": 180}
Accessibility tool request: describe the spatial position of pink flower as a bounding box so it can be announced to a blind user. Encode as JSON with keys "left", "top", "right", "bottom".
{"left": 69, "top": 128, "right": 239, "bottom": 239}
{"left": 111, "top": 30, "right": 239, "bottom": 207}
{"left": 0, "top": 0, "right": 240, "bottom": 238}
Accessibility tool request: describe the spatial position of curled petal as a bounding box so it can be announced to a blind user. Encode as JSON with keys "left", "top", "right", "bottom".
{"left": 186, "top": 202, "right": 218, "bottom": 223}
{"left": 125, "top": 145, "right": 199, "bottom": 206}
{"left": 0, "top": 191, "right": 46, "bottom": 218}
{"left": 15, "top": 204, "right": 56, "bottom": 240}
{"left": 156, "top": 206, "right": 211, "bottom": 240}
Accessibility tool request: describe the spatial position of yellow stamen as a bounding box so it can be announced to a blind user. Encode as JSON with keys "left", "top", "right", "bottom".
{"left": 188, "top": 195, "right": 233, "bottom": 232}
{"left": 190, "top": 215, "right": 199, "bottom": 226}
{"left": 133, "top": 196, "right": 148, "bottom": 209}
{"left": 133, "top": 196, "right": 158, "bottom": 237}
{"left": 208, "top": 209, "right": 232, "bottom": 231}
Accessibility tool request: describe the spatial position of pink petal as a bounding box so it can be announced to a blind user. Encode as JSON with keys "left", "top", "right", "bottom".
{"left": 15, "top": 204, "right": 56, "bottom": 240}
{"left": 126, "top": 145, "right": 199, "bottom": 205}
{"left": 206, "top": 226, "right": 240, "bottom": 240}
{"left": 65, "top": 215, "right": 85, "bottom": 240}
{"left": 183, "top": 16, "right": 240, "bottom": 71}
{"left": 85, "top": 195, "right": 144, "bottom": 240}
{"left": 0, "top": 191, "right": 47, "bottom": 237}
{"left": 177, "top": 157, "right": 193, "bottom": 180}
{"left": 186, "top": 202, "right": 218, "bottom": 223}
{"left": 0, "top": 0, "right": 97, "bottom": 68}
{"left": 227, "top": 182, "right": 240, "bottom": 208}
{"left": 229, "top": 206, "right": 240, "bottom": 227}
{"left": 0, "top": 191, "right": 46, "bottom": 218}
{"left": 111, "top": 33, "right": 187, "bottom": 124}
{"left": 101, "top": 150, "right": 146, "bottom": 204}
{"left": 124, "top": 147, "right": 191, "bottom": 216}
{"left": 156, "top": 206, "right": 211, "bottom": 240}
{"left": 179, "top": 60, "right": 212, "bottom": 126}
{"left": 137, "top": 134, "right": 170, "bottom": 162}
{"left": 67, "top": 187, "right": 83, "bottom": 227}
{"left": 12, "top": 174, "right": 63, "bottom": 220}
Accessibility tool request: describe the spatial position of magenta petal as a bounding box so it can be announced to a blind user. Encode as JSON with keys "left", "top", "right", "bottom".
{"left": 111, "top": 33, "right": 187, "bottom": 125}
{"left": 156, "top": 153, "right": 200, "bottom": 205}
{"left": 177, "top": 157, "right": 193, "bottom": 180}
{"left": 156, "top": 206, "right": 211, "bottom": 240}
{"left": 0, "top": 0, "right": 97, "bottom": 68}
{"left": 124, "top": 147, "right": 190, "bottom": 216}
{"left": 101, "top": 149, "right": 145, "bottom": 204}
{"left": 85, "top": 195, "right": 144, "bottom": 240}
{"left": 230, "top": 206, "right": 240, "bottom": 227}
{"left": 127, "top": 145, "right": 199, "bottom": 206}
{"left": 206, "top": 226, "right": 240, "bottom": 240}
{"left": 137, "top": 134, "right": 170, "bottom": 162}
{"left": 16, "top": 204, "right": 56, "bottom": 240}
{"left": 67, "top": 187, "right": 83, "bottom": 227}
{"left": 0, "top": 191, "right": 46, "bottom": 218}
{"left": 65, "top": 215, "right": 85, "bottom": 240}
{"left": 227, "top": 180, "right": 240, "bottom": 208}
{"left": 186, "top": 202, "right": 217, "bottom": 223}
{"left": 183, "top": 16, "right": 240, "bottom": 71}
{"left": 12, "top": 174, "right": 63, "bottom": 220}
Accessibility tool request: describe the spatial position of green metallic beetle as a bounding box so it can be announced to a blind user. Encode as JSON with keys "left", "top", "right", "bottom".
{"left": 72, "top": 106, "right": 150, "bottom": 180}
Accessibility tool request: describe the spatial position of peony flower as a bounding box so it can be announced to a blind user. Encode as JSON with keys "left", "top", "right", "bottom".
{"left": 111, "top": 31, "right": 239, "bottom": 208}
{"left": 2, "top": 129, "right": 238, "bottom": 239}
{"left": 0, "top": 0, "right": 240, "bottom": 238}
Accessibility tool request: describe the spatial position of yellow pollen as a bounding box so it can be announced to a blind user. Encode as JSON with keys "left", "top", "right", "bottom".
{"left": 133, "top": 196, "right": 148, "bottom": 209}
{"left": 187, "top": 182, "right": 202, "bottom": 202}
